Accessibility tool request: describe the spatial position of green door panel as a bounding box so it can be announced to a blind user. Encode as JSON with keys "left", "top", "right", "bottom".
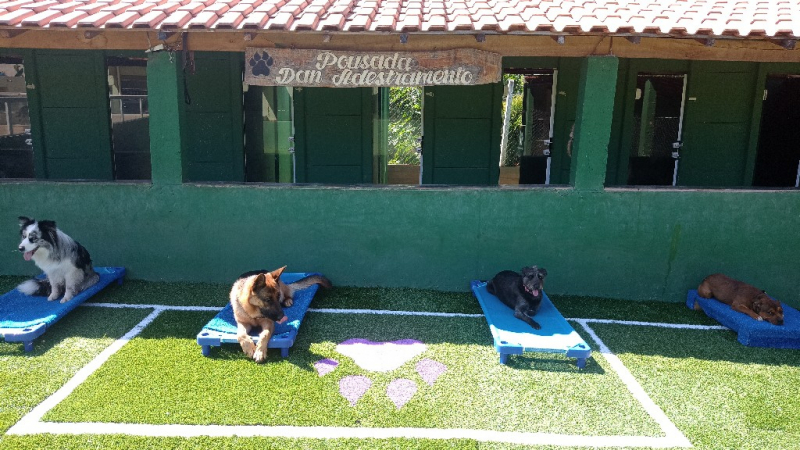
{"left": 306, "top": 165, "right": 364, "bottom": 183}
{"left": 294, "top": 87, "right": 373, "bottom": 184}
{"left": 306, "top": 116, "right": 364, "bottom": 165}
{"left": 690, "top": 72, "right": 753, "bottom": 122}
{"left": 681, "top": 62, "right": 758, "bottom": 187}
{"left": 33, "top": 50, "right": 113, "bottom": 180}
{"left": 186, "top": 113, "right": 238, "bottom": 162}
{"left": 433, "top": 119, "right": 493, "bottom": 167}
{"left": 422, "top": 83, "right": 502, "bottom": 185}
{"left": 681, "top": 124, "right": 749, "bottom": 187}
{"left": 36, "top": 54, "right": 104, "bottom": 109}
{"left": 40, "top": 108, "right": 107, "bottom": 160}
{"left": 184, "top": 52, "right": 244, "bottom": 182}
{"left": 305, "top": 87, "right": 364, "bottom": 115}
{"left": 431, "top": 85, "right": 495, "bottom": 118}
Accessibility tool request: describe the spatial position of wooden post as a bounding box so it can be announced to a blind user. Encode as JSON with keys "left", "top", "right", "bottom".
{"left": 570, "top": 56, "right": 618, "bottom": 191}
{"left": 147, "top": 51, "right": 186, "bottom": 185}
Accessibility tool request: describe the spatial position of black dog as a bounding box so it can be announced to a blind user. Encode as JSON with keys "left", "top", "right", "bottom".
{"left": 486, "top": 266, "right": 548, "bottom": 330}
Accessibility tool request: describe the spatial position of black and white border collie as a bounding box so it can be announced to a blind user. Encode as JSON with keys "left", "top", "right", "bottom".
{"left": 17, "top": 216, "right": 99, "bottom": 303}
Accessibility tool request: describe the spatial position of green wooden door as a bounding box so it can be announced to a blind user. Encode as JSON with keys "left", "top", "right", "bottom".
{"left": 421, "top": 83, "right": 503, "bottom": 185}
{"left": 34, "top": 50, "right": 113, "bottom": 180}
{"left": 293, "top": 87, "right": 373, "bottom": 183}
{"left": 184, "top": 52, "right": 244, "bottom": 182}
{"left": 680, "top": 62, "right": 758, "bottom": 187}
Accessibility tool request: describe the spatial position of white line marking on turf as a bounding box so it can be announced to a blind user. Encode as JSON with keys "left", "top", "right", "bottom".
{"left": 16, "top": 422, "right": 685, "bottom": 448}
{"left": 576, "top": 319, "right": 693, "bottom": 448}
{"left": 6, "top": 307, "right": 164, "bottom": 436}
{"left": 7, "top": 303, "right": 711, "bottom": 447}
{"left": 572, "top": 318, "right": 728, "bottom": 330}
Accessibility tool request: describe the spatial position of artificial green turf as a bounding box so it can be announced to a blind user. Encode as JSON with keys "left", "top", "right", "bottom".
{"left": 5, "top": 278, "right": 798, "bottom": 450}
{"left": 591, "top": 323, "right": 800, "bottom": 450}
{"left": 0, "top": 307, "right": 153, "bottom": 434}
{"left": 0, "top": 434, "right": 586, "bottom": 450}
{"left": 44, "top": 310, "right": 662, "bottom": 436}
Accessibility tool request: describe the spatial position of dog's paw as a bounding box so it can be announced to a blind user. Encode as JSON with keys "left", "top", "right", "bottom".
{"left": 240, "top": 340, "right": 256, "bottom": 358}
{"left": 283, "top": 298, "right": 294, "bottom": 307}
{"left": 47, "top": 293, "right": 59, "bottom": 302}
{"left": 60, "top": 297, "right": 72, "bottom": 304}
{"left": 757, "top": 316, "right": 764, "bottom": 321}
{"left": 531, "top": 321, "right": 542, "bottom": 330}
{"left": 253, "top": 349, "right": 267, "bottom": 363}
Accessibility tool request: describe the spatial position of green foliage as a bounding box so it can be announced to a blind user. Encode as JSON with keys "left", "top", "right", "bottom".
{"left": 388, "top": 87, "right": 422, "bottom": 165}
{"left": 501, "top": 74, "right": 526, "bottom": 167}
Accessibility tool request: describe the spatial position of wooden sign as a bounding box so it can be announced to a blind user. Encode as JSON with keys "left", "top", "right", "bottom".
{"left": 245, "top": 48, "right": 502, "bottom": 87}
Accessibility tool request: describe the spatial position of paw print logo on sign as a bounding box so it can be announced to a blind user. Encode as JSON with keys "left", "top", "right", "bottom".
{"left": 249, "top": 51, "right": 274, "bottom": 77}
{"left": 314, "top": 339, "right": 447, "bottom": 409}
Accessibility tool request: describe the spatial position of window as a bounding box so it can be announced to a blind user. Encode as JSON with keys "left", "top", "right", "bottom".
{"left": 500, "top": 69, "right": 557, "bottom": 185}
{"left": 0, "top": 56, "right": 33, "bottom": 179}
{"left": 107, "top": 56, "right": 150, "bottom": 180}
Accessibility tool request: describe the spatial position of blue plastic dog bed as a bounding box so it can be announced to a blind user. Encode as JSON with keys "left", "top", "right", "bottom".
{"left": 470, "top": 280, "right": 592, "bottom": 367}
{"left": 0, "top": 267, "right": 126, "bottom": 352}
{"left": 197, "top": 272, "right": 323, "bottom": 357}
{"left": 687, "top": 289, "right": 800, "bottom": 349}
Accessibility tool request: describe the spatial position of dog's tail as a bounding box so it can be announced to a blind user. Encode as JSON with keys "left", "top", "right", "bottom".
{"left": 17, "top": 278, "right": 50, "bottom": 297}
{"left": 288, "top": 274, "right": 332, "bottom": 293}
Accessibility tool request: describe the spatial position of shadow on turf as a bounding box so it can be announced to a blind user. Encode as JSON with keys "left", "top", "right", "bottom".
{"left": 0, "top": 307, "right": 151, "bottom": 356}
{"left": 504, "top": 354, "right": 605, "bottom": 374}
{"left": 585, "top": 321, "right": 800, "bottom": 369}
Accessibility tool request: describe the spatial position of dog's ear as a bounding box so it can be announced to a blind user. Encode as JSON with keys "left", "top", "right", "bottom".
{"left": 751, "top": 298, "right": 763, "bottom": 313}
{"left": 270, "top": 265, "right": 286, "bottom": 280}
{"left": 252, "top": 273, "right": 267, "bottom": 291}
{"left": 539, "top": 268, "right": 548, "bottom": 278}
{"left": 521, "top": 266, "right": 536, "bottom": 275}
{"left": 38, "top": 220, "right": 56, "bottom": 230}
{"left": 18, "top": 216, "right": 33, "bottom": 228}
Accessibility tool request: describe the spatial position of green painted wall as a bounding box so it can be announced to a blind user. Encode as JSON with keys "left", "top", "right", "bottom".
{"left": 1, "top": 183, "right": 798, "bottom": 307}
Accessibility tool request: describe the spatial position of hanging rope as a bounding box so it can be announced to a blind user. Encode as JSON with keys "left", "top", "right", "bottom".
{"left": 182, "top": 32, "right": 195, "bottom": 105}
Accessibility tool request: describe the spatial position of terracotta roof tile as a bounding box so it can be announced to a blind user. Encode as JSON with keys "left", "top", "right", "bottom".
{"left": 24, "top": 0, "right": 57, "bottom": 13}
{"left": 240, "top": 9, "right": 265, "bottom": 26}
{"left": 132, "top": 9, "right": 166, "bottom": 27}
{"left": 127, "top": 3, "right": 154, "bottom": 13}
{"left": 0, "top": 0, "right": 797, "bottom": 38}
{"left": 215, "top": 9, "right": 244, "bottom": 27}
{"left": 0, "top": 8, "right": 34, "bottom": 24}
{"left": 20, "top": 8, "right": 58, "bottom": 25}
{"left": 105, "top": 10, "right": 140, "bottom": 26}
{"left": 187, "top": 9, "right": 217, "bottom": 27}
{"left": 48, "top": 10, "right": 87, "bottom": 26}
{"left": 1, "top": 0, "right": 33, "bottom": 13}
{"left": 265, "top": 10, "right": 291, "bottom": 28}
{"left": 160, "top": 8, "right": 190, "bottom": 26}
{"left": 78, "top": 11, "right": 115, "bottom": 26}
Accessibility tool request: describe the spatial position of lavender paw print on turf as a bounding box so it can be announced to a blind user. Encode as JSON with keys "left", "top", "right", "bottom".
{"left": 314, "top": 339, "right": 447, "bottom": 408}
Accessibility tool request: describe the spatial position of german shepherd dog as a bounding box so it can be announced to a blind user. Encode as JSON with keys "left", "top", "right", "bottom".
{"left": 486, "top": 266, "right": 548, "bottom": 330}
{"left": 17, "top": 216, "right": 99, "bottom": 303}
{"left": 697, "top": 273, "right": 784, "bottom": 325}
{"left": 231, "top": 266, "right": 331, "bottom": 362}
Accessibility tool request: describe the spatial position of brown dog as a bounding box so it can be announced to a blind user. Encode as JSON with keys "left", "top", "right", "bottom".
{"left": 230, "top": 266, "right": 331, "bottom": 362}
{"left": 697, "top": 273, "right": 784, "bottom": 326}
